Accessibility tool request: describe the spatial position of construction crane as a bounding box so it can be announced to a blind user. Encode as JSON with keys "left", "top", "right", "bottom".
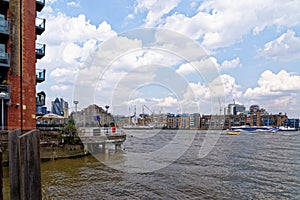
{"left": 218, "top": 97, "right": 222, "bottom": 115}
{"left": 143, "top": 105, "right": 154, "bottom": 124}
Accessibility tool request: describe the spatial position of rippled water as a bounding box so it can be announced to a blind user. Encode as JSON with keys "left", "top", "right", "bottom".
{"left": 3, "top": 130, "right": 300, "bottom": 199}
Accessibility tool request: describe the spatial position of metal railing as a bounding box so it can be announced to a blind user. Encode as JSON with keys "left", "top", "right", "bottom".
{"left": 35, "top": 43, "right": 46, "bottom": 59}
{"left": 0, "top": 20, "right": 9, "bottom": 34}
{"left": 36, "top": 0, "right": 45, "bottom": 12}
{"left": 35, "top": 17, "right": 45, "bottom": 35}
{"left": 36, "top": 68, "right": 46, "bottom": 83}
{"left": 0, "top": 53, "right": 10, "bottom": 67}
{"left": 0, "top": 84, "right": 10, "bottom": 100}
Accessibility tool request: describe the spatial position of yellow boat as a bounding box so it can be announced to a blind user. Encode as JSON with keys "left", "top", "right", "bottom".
{"left": 227, "top": 131, "right": 241, "bottom": 135}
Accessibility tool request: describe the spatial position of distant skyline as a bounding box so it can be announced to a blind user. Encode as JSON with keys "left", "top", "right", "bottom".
{"left": 37, "top": 0, "right": 300, "bottom": 118}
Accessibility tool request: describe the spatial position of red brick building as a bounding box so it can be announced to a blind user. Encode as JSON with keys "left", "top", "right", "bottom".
{"left": 0, "top": 0, "right": 45, "bottom": 130}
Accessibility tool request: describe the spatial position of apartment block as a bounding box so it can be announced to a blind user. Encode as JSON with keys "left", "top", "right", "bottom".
{"left": 0, "top": 0, "right": 46, "bottom": 130}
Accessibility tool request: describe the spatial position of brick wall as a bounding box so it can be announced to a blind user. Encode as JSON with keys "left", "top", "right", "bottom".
{"left": 7, "top": 0, "right": 37, "bottom": 130}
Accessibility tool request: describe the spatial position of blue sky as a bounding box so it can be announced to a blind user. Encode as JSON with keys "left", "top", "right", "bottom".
{"left": 37, "top": 0, "right": 300, "bottom": 118}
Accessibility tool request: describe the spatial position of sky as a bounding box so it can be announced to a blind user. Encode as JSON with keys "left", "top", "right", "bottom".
{"left": 36, "top": 0, "right": 300, "bottom": 118}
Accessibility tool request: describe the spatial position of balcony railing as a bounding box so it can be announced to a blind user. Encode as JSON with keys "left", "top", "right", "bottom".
{"left": 0, "top": 0, "right": 9, "bottom": 7}
{"left": 0, "top": 53, "right": 10, "bottom": 68}
{"left": 36, "top": 91, "right": 46, "bottom": 106}
{"left": 0, "top": 84, "right": 10, "bottom": 100}
{"left": 36, "top": 68, "right": 46, "bottom": 83}
{"left": 36, "top": 0, "right": 45, "bottom": 12}
{"left": 36, "top": 17, "right": 45, "bottom": 35}
{"left": 35, "top": 43, "right": 45, "bottom": 59}
{"left": 0, "top": 20, "right": 10, "bottom": 35}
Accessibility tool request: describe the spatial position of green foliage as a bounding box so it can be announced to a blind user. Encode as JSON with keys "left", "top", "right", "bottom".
{"left": 60, "top": 117, "right": 80, "bottom": 144}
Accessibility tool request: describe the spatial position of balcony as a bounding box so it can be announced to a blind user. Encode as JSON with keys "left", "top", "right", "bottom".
{"left": 36, "top": 68, "right": 46, "bottom": 83}
{"left": 36, "top": 17, "right": 45, "bottom": 35}
{"left": 36, "top": 91, "right": 46, "bottom": 106}
{"left": 36, "top": 0, "right": 45, "bottom": 12}
{"left": 35, "top": 43, "right": 45, "bottom": 59}
{"left": 0, "top": 20, "right": 10, "bottom": 37}
{"left": 0, "top": 0, "right": 9, "bottom": 8}
{"left": 0, "top": 84, "right": 10, "bottom": 100}
{"left": 0, "top": 53, "right": 10, "bottom": 68}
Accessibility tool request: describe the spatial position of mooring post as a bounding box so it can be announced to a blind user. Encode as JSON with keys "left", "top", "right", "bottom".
{"left": 9, "top": 129, "right": 42, "bottom": 200}
{"left": 18, "top": 129, "right": 42, "bottom": 200}
{"left": 0, "top": 149, "right": 3, "bottom": 200}
{"left": 9, "top": 129, "right": 21, "bottom": 200}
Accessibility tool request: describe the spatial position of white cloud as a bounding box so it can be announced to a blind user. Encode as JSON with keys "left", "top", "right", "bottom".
{"left": 50, "top": 68, "right": 76, "bottom": 77}
{"left": 46, "top": 0, "right": 57, "bottom": 4}
{"left": 258, "top": 30, "right": 300, "bottom": 61}
{"left": 161, "top": 0, "right": 300, "bottom": 50}
{"left": 219, "top": 57, "right": 241, "bottom": 70}
{"left": 175, "top": 56, "right": 240, "bottom": 75}
{"left": 50, "top": 85, "right": 70, "bottom": 91}
{"left": 220, "top": 74, "right": 242, "bottom": 99}
{"left": 36, "top": 12, "right": 117, "bottom": 107}
{"left": 156, "top": 96, "right": 178, "bottom": 107}
{"left": 67, "top": 1, "right": 80, "bottom": 8}
{"left": 127, "top": 14, "right": 134, "bottom": 20}
{"left": 244, "top": 70, "right": 300, "bottom": 99}
{"left": 176, "top": 57, "right": 219, "bottom": 75}
{"left": 63, "top": 43, "right": 82, "bottom": 63}
{"left": 38, "top": 13, "right": 116, "bottom": 46}
{"left": 134, "top": 0, "right": 180, "bottom": 27}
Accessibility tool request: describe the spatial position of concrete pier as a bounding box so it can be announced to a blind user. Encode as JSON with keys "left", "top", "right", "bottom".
{"left": 80, "top": 134, "right": 126, "bottom": 154}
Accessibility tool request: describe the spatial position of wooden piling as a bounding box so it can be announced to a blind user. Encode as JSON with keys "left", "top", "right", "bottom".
{"left": 9, "top": 129, "right": 42, "bottom": 200}
{"left": 9, "top": 129, "right": 21, "bottom": 200}
{"left": 19, "top": 130, "right": 42, "bottom": 200}
{"left": 0, "top": 149, "right": 3, "bottom": 200}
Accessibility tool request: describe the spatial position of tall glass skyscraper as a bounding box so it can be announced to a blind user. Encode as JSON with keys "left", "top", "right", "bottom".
{"left": 51, "top": 98, "right": 68, "bottom": 116}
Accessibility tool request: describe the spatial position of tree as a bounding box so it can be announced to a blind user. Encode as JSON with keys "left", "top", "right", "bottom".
{"left": 60, "top": 118, "right": 80, "bottom": 144}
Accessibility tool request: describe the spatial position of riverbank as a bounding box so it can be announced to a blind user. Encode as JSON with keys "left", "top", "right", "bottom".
{"left": 0, "top": 130, "right": 88, "bottom": 166}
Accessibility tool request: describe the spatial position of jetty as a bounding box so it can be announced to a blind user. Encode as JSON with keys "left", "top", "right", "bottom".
{"left": 78, "top": 127, "right": 126, "bottom": 153}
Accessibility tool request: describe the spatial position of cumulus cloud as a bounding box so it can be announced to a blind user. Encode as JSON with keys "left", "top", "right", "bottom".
{"left": 220, "top": 74, "right": 242, "bottom": 99}
{"left": 219, "top": 57, "right": 241, "bottom": 70}
{"left": 134, "top": 0, "right": 180, "bottom": 27}
{"left": 39, "top": 13, "right": 116, "bottom": 46}
{"left": 36, "top": 12, "right": 117, "bottom": 108}
{"left": 161, "top": 0, "right": 300, "bottom": 50}
{"left": 176, "top": 57, "right": 218, "bottom": 75}
{"left": 244, "top": 70, "right": 300, "bottom": 99}
{"left": 175, "top": 56, "right": 241, "bottom": 75}
{"left": 258, "top": 30, "right": 300, "bottom": 61}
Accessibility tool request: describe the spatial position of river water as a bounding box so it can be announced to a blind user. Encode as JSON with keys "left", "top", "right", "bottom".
{"left": 3, "top": 130, "right": 300, "bottom": 199}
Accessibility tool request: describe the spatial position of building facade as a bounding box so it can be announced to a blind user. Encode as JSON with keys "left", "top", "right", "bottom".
{"left": 0, "top": 0, "right": 46, "bottom": 130}
{"left": 74, "top": 104, "right": 113, "bottom": 127}
{"left": 51, "top": 98, "right": 68, "bottom": 116}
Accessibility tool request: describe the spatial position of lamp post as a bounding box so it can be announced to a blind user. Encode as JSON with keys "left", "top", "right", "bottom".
{"left": 105, "top": 105, "right": 109, "bottom": 133}
{"left": 0, "top": 92, "right": 7, "bottom": 131}
{"left": 73, "top": 100, "right": 79, "bottom": 125}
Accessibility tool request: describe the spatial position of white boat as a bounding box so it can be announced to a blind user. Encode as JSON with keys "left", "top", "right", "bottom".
{"left": 229, "top": 125, "right": 274, "bottom": 133}
{"left": 122, "top": 125, "right": 154, "bottom": 130}
{"left": 277, "top": 126, "right": 298, "bottom": 132}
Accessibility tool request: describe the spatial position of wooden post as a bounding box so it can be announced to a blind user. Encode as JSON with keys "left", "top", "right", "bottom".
{"left": 0, "top": 149, "right": 3, "bottom": 200}
{"left": 19, "top": 129, "right": 42, "bottom": 200}
{"left": 9, "top": 129, "right": 42, "bottom": 199}
{"left": 9, "top": 129, "right": 21, "bottom": 200}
